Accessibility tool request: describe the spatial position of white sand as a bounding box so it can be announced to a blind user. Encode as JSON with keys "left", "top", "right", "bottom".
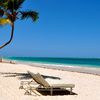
{"left": 0, "top": 63, "right": 100, "bottom": 100}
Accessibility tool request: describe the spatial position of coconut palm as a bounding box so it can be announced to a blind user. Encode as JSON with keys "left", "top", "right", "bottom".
{"left": 0, "top": 0, "right": 38, "bottom": 49}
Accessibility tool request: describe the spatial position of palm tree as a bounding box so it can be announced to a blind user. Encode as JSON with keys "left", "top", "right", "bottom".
{"left": 0, "top": 0, "right": 38, "bottom": 49}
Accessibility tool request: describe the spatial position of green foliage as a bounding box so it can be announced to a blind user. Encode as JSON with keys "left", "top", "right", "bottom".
{"left": 4, "top": 0, "right": 25, "bottom": 11}
{"left": 0, "top": 0, "right": 39, "bottom": 23}
{"left": 0, "top": 9, "right": 4, "bottom": 17}
{"left": 20, "top": 11, "right": 39, "bottom": 21}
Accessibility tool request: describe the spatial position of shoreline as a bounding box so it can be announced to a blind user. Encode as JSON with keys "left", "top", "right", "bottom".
{"left": 3, "top": 59, "right": 100, "bottom": 76}
{"left": 26, "top": 62, "right": 100, "bottom": 76}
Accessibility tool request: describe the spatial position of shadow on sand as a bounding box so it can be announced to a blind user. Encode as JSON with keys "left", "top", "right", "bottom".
{"left": 0, "top": 72, "right": 77, "bottom": 96}
{"left": 0, "top": 72, "right": 61, "bottom": 80}
{"left": 37, "top": 88, "right": 77, "bottom": 96}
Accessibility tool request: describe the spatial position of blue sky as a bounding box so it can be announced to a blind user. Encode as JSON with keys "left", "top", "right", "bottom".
{"left": 0, "top": 0, "right": 100, "bottom": 58}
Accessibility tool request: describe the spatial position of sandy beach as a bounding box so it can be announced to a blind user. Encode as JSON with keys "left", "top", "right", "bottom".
{"left": 0, "top": 1, "right": 100, "bottom": 100}
{"left": 0, "top": 62, "right": 100, "bottom": 100}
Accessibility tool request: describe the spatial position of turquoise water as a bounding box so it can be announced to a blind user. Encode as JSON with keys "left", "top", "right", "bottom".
{"left": 4, "top": 57, "right": 100, "bottom": 68}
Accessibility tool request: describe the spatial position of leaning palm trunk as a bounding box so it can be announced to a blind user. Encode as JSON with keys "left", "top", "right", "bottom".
{"left": 0, "top": 0, "right": 38, "bottom": 49}
{"left": 0, "top": 23, "right": 14, "bottom": 49}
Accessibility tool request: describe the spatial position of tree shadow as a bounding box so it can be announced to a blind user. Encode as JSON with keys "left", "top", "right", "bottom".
{"left": 0, "top": 72, "right": 77, "bottom": 96}
{"left": 0, "top": 72, "right": 61, "bottom": 80}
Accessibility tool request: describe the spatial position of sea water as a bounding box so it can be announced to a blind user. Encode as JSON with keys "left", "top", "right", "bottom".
{"left": 4, "top": 57, "right": 100, "bottom": 68}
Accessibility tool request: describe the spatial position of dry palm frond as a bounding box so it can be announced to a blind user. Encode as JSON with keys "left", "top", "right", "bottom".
{"left": 0, "top": 18, "right": 12, "bottom": 25}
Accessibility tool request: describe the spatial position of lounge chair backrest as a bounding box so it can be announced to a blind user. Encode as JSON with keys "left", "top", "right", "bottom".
{"left": 27, "top": 71, "right": 38, "bottom": 83}
{"left": 28, "top": 71, "right": 50, "bottom": 87}
{"left": 36, "top": 73, "right": 50, "bottom": 87}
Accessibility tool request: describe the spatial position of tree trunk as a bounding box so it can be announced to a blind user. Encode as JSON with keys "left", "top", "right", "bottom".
{"left": 0, "top": 23, "right": 14, "bottom": 49}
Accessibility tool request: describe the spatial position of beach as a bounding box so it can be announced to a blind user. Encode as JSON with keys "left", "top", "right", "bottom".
{"left": 0, "top": 62, "right": 100, "bottom": 100}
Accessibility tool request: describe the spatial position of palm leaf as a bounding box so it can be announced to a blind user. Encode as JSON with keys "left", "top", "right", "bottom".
{"left": 20, "top": 11, "right": 39, "bottom": 21}
{"left": 0, "top": 9, "right": 4, "bottom": 17}
{"left": 0, "top": 0, "right": 8, "bottom": 5}
{"left": 4, "top": 0, "right": 25, "bottom": 12}
{"left": 0, "top": 0, "right": 9, "bottom": 8}
{"left": 0, "top": 18, "right": 12, "bottom": 25}
{"left": 0, "top": 0, "right": 25, "bottom": 12}
{"left": 14, "top": 0, "right": 25, "bottom": 10}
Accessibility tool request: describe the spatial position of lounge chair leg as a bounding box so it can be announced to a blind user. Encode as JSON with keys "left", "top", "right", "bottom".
{"left": 50, "top": 88, "right": 53, "bottom": 95}
{"left": 19, "top": 85, "right": 23, "bottom": 89}
{"left": 30, "top": 87, "right": 42, "bottom": 96}
{"left": 70, "top": 87, "right": 73, "bottom": 95}
{"left": 25, "top": 90, "right": 31, "bottom": 95}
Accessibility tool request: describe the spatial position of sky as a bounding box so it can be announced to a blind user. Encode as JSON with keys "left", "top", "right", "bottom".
{"left": 0, "top": 0, "right": 100, "bottom": 58}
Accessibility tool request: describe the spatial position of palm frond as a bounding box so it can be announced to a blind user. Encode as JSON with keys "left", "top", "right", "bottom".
{"left": 0, "top": 0, "right": 8, "bottom": 5}
{"left": 14, "top": 0, "right": 25, "bottom": 10}
{"left": 0, "top": 0, "right": 10, "bottom": 7}
{"left": 20, "top": 11, "right": 39, "bottom": 21}
{"left": 0, "top": 18, "right": 12, "bottom": 25}
{"left": 0, "top": 0, "right": 25, "bottom": 12}
{"left": 0, "top": 9, "right": 4, "bottom": 17}
{"left": 7, "top": 0, "right": 25, "bottom": 11}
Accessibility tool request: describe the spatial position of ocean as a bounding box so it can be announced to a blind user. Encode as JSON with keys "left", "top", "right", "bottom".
{"left": 4, "top": 57, "right": 100, "bottom": 68}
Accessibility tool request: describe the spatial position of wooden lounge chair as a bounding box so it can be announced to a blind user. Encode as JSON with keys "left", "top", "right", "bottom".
{"left": 27, "top": 71, "right": 75, "bottom": 95}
